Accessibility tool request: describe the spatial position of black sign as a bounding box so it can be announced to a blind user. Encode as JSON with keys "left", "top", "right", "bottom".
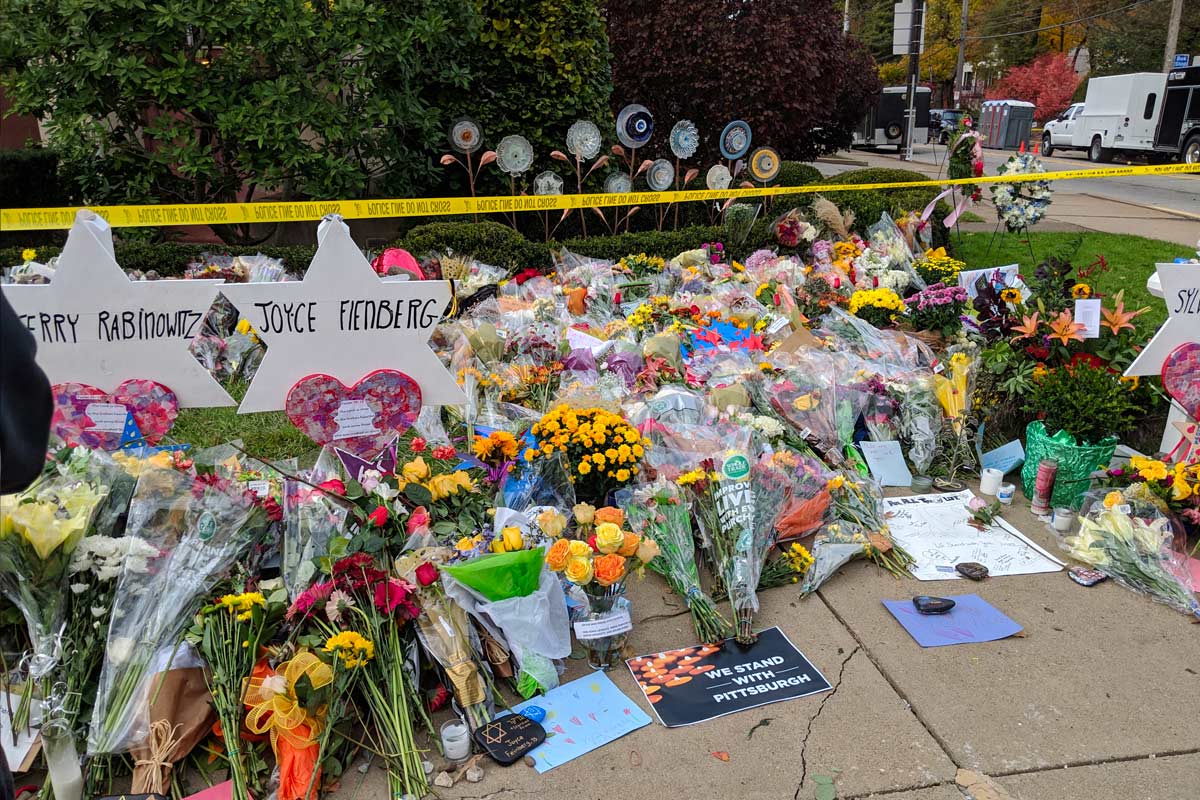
{"left": 473, "top": 712, "right": 546, "bottom": 765}
{"left": 626, "top": 626, "right": 831, "bottom": 727}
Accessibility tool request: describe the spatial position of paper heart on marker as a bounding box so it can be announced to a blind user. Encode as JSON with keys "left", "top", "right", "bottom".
{"left": 285, "top": 370, "right": 422, "bottom": 457}
{"left": 1162, "top": 342, "right": 1200, "bottom": 421}
{"left": 51, "top": 379, "right": 179, "bottom": 449}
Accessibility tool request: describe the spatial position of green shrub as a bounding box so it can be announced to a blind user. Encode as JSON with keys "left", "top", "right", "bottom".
{"left": 560, "top": 226, "right": 726, "bottom": 262}
{"left": 770, "top": 161, "right": 825, "bottom": 212}
{"left": 820, "top": 167, "right": 950, "bottom": 249}
{"left": 0, "top": 242, "right": 320, "bottom": 278}
{"left": 395, "top": 220, "right": 550, "bottom": 269}
{"left": 0, "top": 148, "right": 70, "bottom": 247}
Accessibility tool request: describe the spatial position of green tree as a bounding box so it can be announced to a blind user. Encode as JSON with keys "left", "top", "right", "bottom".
{"left": 445, "top": 0, "right": 611, "bottom": 194}
{"left": 0, "top": 0, "right": 479, "bottom": 242}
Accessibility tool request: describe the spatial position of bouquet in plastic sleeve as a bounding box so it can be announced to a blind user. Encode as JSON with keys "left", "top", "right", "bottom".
{"left": 621, "top": 479, "right": 731, "bottom": 643}
{"left": 771, "top": 208, "right": 818, "bottom": 249}
{"left": 88, "top": 466, "right": 271, "bottom": 755}
{"left": 443, "top": 549, "right": 570, "bottom": 696}
{"left": 283, "top": 477, "right": 350, "bottom": 601}
{"left": 802, "top": 474, "right": 914, "bottom": 594}
{"left": 773, "top": 451, "right": 835, "bottom": 542}
{"left": 897, "top": 372, "right": 941, "bottom": 476}
{"left": 1062, "top": 488, "right": 1200, "bottom": 619}
{"left": 757, "top": 354, "right": 869, "bottom": 471}
{"left": 0, "top": 452, "right": 114, "bottom": 800}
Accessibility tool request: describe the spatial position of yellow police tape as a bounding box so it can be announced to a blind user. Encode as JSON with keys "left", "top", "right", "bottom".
{"left": 2, "top": 162, "right": 1197, "bottom": 231}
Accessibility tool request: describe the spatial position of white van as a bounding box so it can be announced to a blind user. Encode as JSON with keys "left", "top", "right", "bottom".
{"left": 1070, "top": 73, "right": 1167, "bottom": 161}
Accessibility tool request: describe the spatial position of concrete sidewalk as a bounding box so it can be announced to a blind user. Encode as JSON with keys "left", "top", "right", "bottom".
{"left": 330, "top": 488, "right": 1200, "bottom": 800}
{"left": 817, "top": 149, "right": 1200, "bottom": 248}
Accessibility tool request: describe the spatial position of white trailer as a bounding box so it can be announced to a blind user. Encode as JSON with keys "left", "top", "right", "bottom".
{"left": 1070, "top": 73, "right": 1168, "bottom": 162}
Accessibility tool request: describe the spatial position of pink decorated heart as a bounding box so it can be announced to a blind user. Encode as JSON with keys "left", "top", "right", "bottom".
{"left": 286, "top": 370, "right": 422, "bottom": 457}
{"left": 51, "top": 379, "right": 179, "bottom": 449}
{"left": 1162, "top": 343, "right": 1200, "bottom": 421}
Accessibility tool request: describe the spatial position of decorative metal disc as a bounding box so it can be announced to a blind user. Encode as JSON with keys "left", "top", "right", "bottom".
{"left": 670, "top": 120, "right": 699, "bottom": 160}
{"left": 496, "top": 135, "right": 534, "bottom": 175}
{"left": 566, "top": 120, "right": 602, "bottom": 160}
{"left": 533, "top": 170, "right": 564, "bottom": 196}
{"left": 616, "top": 103, "right": 654, "bottom": 149}
{"left": 748, "top": 147, "right": 780, "bottom": 183}
{"left": 646, "top": 159, "right": 675, "bottom": 192}
{"left": 705, "top": 164, "right": 732, "bottom": 190}
{"left": 719, "top": 120, "right": 752, "bottom": 160}
{"left": 449, "top": 117, "right": 483, "bottom": 154}
{"left": 604, "top": 172, "right": 633, "bottom": 194}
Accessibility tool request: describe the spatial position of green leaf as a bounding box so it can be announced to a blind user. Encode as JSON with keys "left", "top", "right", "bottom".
{"left": 404, "top": 483, "right": 433, "bottom": 507}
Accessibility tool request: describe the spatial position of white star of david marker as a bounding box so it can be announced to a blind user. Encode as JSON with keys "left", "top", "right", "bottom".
{"left": 1125, "top": 263, "right": 1200, "bottom": 377}
{"left": 1, "top": 211, "right": 233, "bottom": 407}
{"left": 224, "top": 216, "right": 466, "bottom": 414}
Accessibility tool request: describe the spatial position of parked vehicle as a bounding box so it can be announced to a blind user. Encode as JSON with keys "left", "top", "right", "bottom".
{"left": 1155, "top": 65, "right": 1200, "bottom": 163}
{"left": 929, "top": 108, "right": 966, "bottom": 144}
{"left": 853, "top": 86, "right": 930, "bottom": 149}
{"left": 1040, "top": 102, "right": 1084, "bottom": 156}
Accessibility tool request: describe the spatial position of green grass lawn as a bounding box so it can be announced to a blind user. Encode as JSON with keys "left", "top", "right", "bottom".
{"left": 172, "top": 380, "right": 318, "bottom": 462}
{"left": 951, "top": 231, "right": 1194, "bottom": 331}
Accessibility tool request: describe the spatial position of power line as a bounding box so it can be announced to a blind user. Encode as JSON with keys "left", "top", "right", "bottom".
{"left": 965, "top": 0, "right": 1164, "bottom": 41}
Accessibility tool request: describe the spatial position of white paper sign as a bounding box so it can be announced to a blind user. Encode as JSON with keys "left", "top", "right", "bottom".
{"left": 223, "top": 218, "right": 465, "bottom": 413}
{"left": 958, "top": 264, "right": 1019, "bottom": 299}
{"left": 859, "top": 439, "right": 913, "bottom": 486}
{"left": 573, "top": 609, "right": 633, "bottom": 639}
{"left": 565, "top": 327, "right": 613, "bottom": 356}
{"left": 1074, "top": 298, "right": 1102, "bottom": 338}
{"left": 83, "top": 402, "right": 129, "bottom": 433}
{"left": 332, "top": 399, "right": 380, "bottom": 439}
{"left": 1, "top": 211, "right": 233, "bottom": 407}
{"left": 2, "top": 692, "right": 42, "bottom": 771}
{"left": 247, "top": 480, "right": 271, "bottom": 497}
{"left": 883, "top": 490, "right": 1063, "bottom": 581}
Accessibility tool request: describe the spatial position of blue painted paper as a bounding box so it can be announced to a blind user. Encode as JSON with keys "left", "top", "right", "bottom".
{"left": 882, "top": 594, "right": 1023, "bottom": 647}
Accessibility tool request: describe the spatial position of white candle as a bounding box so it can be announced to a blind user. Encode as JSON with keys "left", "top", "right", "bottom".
{"left": 1051, "top": 508, "right": 1076, "bottom": 532}
{"left": 979, "top": 468, "right": 1003, "bottom": 495}
{"left": 440, "top": 720, "right": 472, "bottom": 762}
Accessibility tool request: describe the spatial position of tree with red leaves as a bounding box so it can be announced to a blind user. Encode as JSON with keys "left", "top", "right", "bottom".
{"left": 986, "top": 53, "right": 1081, "bottom": 124}
{"left": 606, "top": 0, "right": 881, "bottom": 163}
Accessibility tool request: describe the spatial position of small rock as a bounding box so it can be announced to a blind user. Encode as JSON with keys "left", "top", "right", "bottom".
{"left": 422, "top": 760, "right": 434, "bottom": 777}
{"left": 523, "top": 755, "right": 536, "bottom": 767}
{"left": 433, "top": 771, "right": 454, "bottom": 788}
{"left": 955, "top": 562, "right": 988, "bottom": 581}
{"left": 357, "top": 762, "right": 370, "bottom": 774}
{"left": 912, "top": 595, "right": 956, "bottom": 614}
{"left": 465, "top": 765, "right": 484, "bottom": 783}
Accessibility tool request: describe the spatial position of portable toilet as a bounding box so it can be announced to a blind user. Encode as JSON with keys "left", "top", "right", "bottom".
{"left": 981, "top": 100, "right": 1036, "bottom": 150}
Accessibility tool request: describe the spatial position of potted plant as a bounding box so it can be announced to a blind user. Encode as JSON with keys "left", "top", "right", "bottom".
{"left": 1020, "top": 361, "right": 1145, "bottom": 508}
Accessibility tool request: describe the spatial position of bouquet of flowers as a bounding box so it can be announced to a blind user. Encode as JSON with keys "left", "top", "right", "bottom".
{"left": 288, "top": 553, "right": 429, "bottom": 799}
{"left": 848, "top": 287, "right": 905, "bottom": 328}
{"left": 622, "top": 479, "right": 731, "bottom": 643}
{"left": 913, "top": 248, "right": 965, "bottom": 286}
{"left": 897, "top": 372, "right": 941, "bottom": 476}
{"left": 89, "top": 465, "right": 272, "bottom": 755}
{"left": 758, "top": 360, "right": 869, "bottom": 470}
{"left": 771, "top": 208, "right": 817, "bottom": 249}
{"left": 524, "top": 405, "right": 647, "bottom": 504}
{"left": 905, "top": 283, "right": 968, "bottom": 337}
{"left": 1063, "top": 491, "right": 1199, "bottom": 619}
{"left": 187, "top": 587, "right": 285, "bottom": 800}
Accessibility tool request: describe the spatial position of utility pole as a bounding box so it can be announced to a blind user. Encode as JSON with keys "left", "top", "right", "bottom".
{"left": 902, "top": 0, "right": 925, "bottom": 161}
{"left": 954, "top": 0, "right": 969, "bottom": 108}
{"left": 1163, "top": 0, "right": 1184, "bottom": 72}
{"left": 844, "top": 0, "right": 851, "bottom": 35}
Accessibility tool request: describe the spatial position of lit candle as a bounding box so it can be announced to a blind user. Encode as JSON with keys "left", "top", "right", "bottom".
{"left": 440, "top": 719, "right": 472, "bottom": 763}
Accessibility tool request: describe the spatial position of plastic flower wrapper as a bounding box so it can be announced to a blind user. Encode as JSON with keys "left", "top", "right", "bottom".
{"left": 282, "top": 477, "right": 350, "bottom": 601}
{"left": 814, "top": 308, "right": 936, "bottom": 378}
{"left": 88, "top": 466, "right": 270, "bottom": 754}
{"left": 897, "top": 372, "right": 940, "bottom": 475}
{"left": 802, "top": 474, "right": 913, "bottom": 593}
{"left": 1062, "top": 489, "right": 1200, "bottom": 619}
{"left": 773, "top": 450, "right": 836, "bottom": 542}
{"left": 620, "top": 479, "right": 731, "bottom": 643}
{"left": 860, "top": 373, "right": 902, "bottom": 441}
{"left": 397, "top": 550, "right": 494, "bottom": 729}
{"left": 0, "top": 452, "right": 115, "bottom": 800}
{"left": 442, "top": 550, "right": 571, "bottom": 697}
{"left": 934, "top": 351, "right": 976, "bottom": 433}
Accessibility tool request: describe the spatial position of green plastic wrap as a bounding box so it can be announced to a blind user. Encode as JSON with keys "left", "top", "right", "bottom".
{"left": 1021, "top": 422, "right": 1117, "bottom": 509}
{"left": 441, "top": 548, "right": 545, "bottom": 601}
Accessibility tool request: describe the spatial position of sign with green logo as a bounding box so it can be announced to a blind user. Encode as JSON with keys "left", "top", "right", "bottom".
{"left": 197, "top": 511, "right": 216, "bottom": 541}
{"left": 722, "top": 454, "right": 750, "bottom": 481}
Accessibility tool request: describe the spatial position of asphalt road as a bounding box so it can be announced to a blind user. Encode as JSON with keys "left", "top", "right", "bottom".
{"left": 823, "top": 142, "right": 1200, "bottom": 220}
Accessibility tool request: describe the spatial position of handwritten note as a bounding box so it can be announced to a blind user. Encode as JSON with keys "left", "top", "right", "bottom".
{"left": 84, "top": 402, "right": 130, "bottom": 433}
{"left": 332, "top": 399, "right": 379, "bottom": 440}
{"left": 883, "top": 491, "right": 1063, "bottom": 581}
{"left": 859, "top": 439, "right": 913, "bottom": 486}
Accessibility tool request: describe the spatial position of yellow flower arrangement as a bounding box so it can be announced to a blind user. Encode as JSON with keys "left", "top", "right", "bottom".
{"left": 1129, "top": 455, "right": 1169, "bottom": 482}
{"left": 525, "top": 405, "right": 647, "bottom": 501}
{"left": 218, "top": 591, "right": 267, "bottom": 622}
{"left": 915, "top": 249, "right": 966, "bottom": 284}
{"left": 784, "top": 543, "right": 814, "bottom": 579}
{"left": 472, "top": 430, "right": 519, "bottom": 464}
{"left": 848, "top": 287, "right": 905, "bottom": 327}
{"left": 617, "top": 252, "right": 666, "bottom": 274}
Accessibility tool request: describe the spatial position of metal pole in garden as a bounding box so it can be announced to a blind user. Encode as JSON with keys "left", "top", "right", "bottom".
{"left": 902, "top": 0, "right": 925, "bottom": 162}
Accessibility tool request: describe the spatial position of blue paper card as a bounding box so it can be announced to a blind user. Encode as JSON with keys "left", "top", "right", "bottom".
{"left": 980, "top": 439, "right": 1025, "bottom": 475}
{"left": 506, "top": 672, "right": 651, "bottom": 772}
{"left": 117, "top": 412, "right": 189, "bottom": 455}
{"left": 882, "top": 594, "right": 1023, "bottom": 647}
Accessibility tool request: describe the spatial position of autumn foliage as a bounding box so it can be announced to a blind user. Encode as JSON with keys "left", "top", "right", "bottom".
{"left": 606, "top": 0, "right": 881, "bottom": 162}
{"left": 986, "top": 53, "right": 1081, "bottom": 123}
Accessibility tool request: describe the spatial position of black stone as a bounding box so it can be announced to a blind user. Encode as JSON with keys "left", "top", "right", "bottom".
{"left": 473, "top": 713, "right": 546, "bottom": 766}
{"left": 955, "top": 562, "right": 989, "bottom": 581}
{"left": 912, "top": 595, "right": 956, "bottom": 614}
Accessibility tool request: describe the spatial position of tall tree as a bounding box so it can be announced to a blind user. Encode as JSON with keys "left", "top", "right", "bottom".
{"left": 606, "top": 0, "right": 881, "bottom": 162}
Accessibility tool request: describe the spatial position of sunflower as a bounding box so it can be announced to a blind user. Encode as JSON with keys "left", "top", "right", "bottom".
{"left": 999, "top": 287, "right": 1022, "bottom": 304}
{"left": 1070, "top": 283, "right": 1092, "bottom": 299}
